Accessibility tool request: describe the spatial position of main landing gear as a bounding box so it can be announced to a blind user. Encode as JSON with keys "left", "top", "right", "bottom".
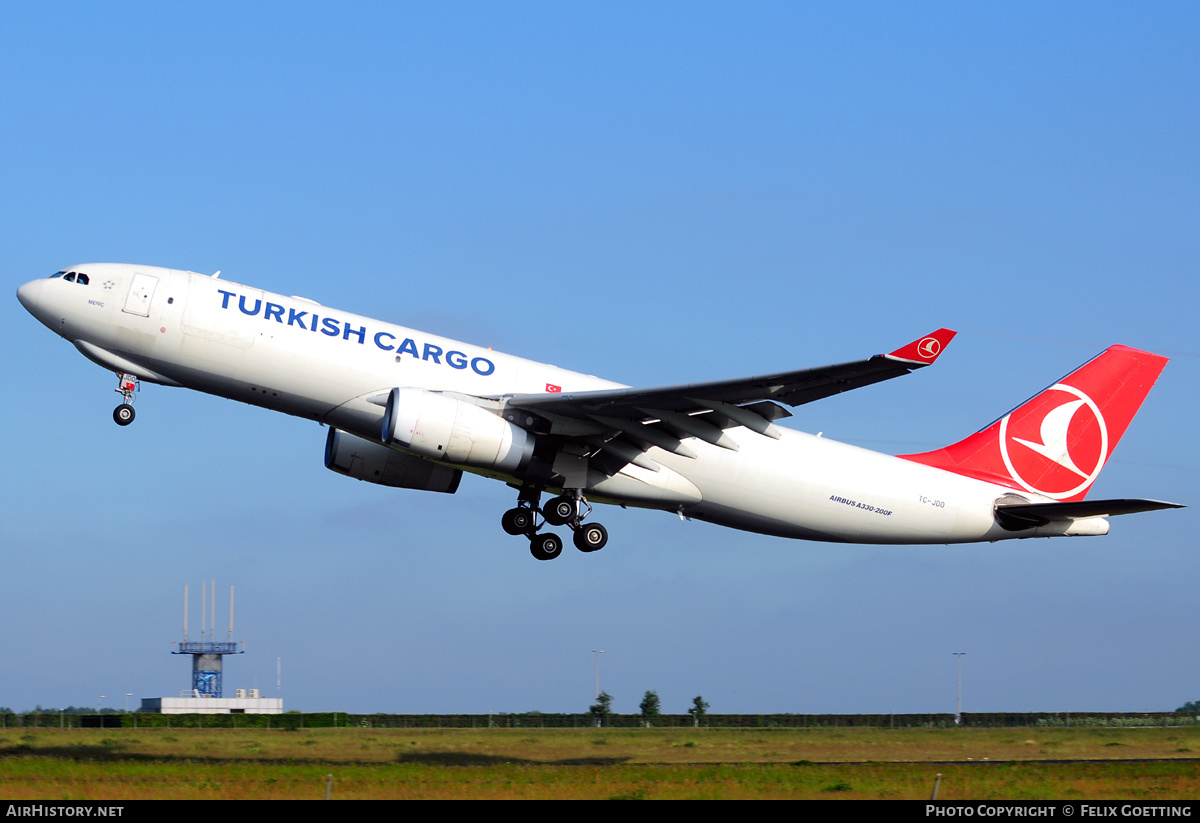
{"left": 113, "top": 373, "right": 138, "bottom": 426}
{"left": 501, "top": 488, "right": 609, "bottom": 561}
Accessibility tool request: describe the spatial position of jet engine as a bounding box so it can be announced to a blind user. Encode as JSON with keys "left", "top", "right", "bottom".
{"left": 324, "top": 428, "right": 462, "bottom": 493}
{"left": 381, "top": 388, "right": 534, "bottom": 474}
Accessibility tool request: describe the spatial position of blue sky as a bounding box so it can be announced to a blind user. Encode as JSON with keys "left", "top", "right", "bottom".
{"left": 1, "top": 2, "right": 1197, "bottom": 715}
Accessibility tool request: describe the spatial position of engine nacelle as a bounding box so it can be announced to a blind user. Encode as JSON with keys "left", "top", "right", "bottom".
{"left": 324, "top": 428, "right": 462, "bottom": 493}
{"left": 381, "top": 388, "right": 534, "bottom": 474}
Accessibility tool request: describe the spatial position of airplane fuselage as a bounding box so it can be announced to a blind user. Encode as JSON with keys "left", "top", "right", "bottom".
{"left": 19, "top": 263, "right": 1147, "bottom": 548}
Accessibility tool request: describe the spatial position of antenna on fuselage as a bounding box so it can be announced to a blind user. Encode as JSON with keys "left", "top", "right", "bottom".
{"left": 212, "top": 270, "right": 221, "bottom": 279}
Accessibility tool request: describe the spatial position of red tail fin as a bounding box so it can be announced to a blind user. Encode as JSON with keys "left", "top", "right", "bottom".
{"left": 900, "top": 345, "right": 1168, "bottom": 501}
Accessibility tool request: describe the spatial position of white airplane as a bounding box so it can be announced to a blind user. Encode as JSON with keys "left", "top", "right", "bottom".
{"left": 17, "top": 264, "right": 1182, "bottom": 560}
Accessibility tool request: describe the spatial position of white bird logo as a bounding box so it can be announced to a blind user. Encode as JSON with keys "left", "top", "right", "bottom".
{"left": 917, "top": 337, "right": 941, "bottom": 358}
{"left": 1011, "top": 398, "right": 1089, "bottom": 478}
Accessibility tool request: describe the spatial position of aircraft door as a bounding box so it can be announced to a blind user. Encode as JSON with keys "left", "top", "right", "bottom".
{"left": 123, "top": 273, "right": 158, "bottom": 316}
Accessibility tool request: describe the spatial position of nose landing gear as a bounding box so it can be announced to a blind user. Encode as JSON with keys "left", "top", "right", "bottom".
{"left": 113, "top": 373, "right": 139, "bottom": 426}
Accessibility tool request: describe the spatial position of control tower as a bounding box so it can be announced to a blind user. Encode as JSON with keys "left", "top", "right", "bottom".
{"left": 172, "top": 580, "right": 243, "bottom": 698}
{"left": 140, "top": 581, "right": 280, "bottom": 715}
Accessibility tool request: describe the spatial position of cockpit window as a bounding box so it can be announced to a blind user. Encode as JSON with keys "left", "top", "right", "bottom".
{"left": 63, "top": 273, "right": 76, "bottom": 283}
{"left": 75, "top": 273, "right": 89, "bottom": 285}
{"left": 51, "top": 271, "right": 65, "bottom": 278}
{"left": 57, "top": 271, "right": 89, "bottom": 285}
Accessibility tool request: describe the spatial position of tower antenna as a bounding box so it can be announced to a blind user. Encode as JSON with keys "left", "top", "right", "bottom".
{"left": 174, "top": 579, "right": 243, "bottom": 698}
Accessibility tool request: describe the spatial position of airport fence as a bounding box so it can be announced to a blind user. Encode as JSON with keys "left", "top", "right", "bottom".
{"left": 1, "top": 711, "right": 1197, "bottom": 730}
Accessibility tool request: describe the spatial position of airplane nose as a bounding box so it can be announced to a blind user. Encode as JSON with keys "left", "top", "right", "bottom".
{"left": 17, "top": 279, "right": 44, "bottom": 314}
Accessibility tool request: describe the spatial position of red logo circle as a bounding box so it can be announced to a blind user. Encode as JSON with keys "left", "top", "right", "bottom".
{"left": 998, "top": 384, "right": 1108, "bottom": 499}
{"left": 916, "top": 337, "right": 941, "bottom": 359}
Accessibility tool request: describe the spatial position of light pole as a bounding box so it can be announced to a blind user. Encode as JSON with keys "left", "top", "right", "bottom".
{"left": 97, "top": 695, "right": 105, "bottom": 713}
{"left": 591, "top": 649, "right": 604, "bottom": 699}
{"left": 953, "top": 653, "right": 966, "bottom": 725}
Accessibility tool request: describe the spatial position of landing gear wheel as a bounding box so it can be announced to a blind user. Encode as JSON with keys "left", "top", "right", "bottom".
{"left": 530, "top": 532, "right": 563, "bottom": 561}
{"left": 113, "top": 404, "right": 136, "bottom": 426}
{"left": 543, "top": 495, "right": 576, "bottom": 526}
{"left": 573, "top": 522, "right": 608, "bottom": 553}
{"left": 502, "top": 507, "right": 535, "bottom": 536}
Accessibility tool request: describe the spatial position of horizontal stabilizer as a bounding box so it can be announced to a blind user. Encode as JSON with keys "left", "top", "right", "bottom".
{"left": 995, "top": 498, "right": 1184, "bottom": 529}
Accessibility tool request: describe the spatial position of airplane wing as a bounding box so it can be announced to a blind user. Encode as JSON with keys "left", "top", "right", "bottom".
{"left": 501, "top": 329, "right": 956, "bottom": 460}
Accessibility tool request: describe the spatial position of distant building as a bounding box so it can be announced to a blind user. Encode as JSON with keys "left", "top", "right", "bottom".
{"left": 140, "top": 694, "right": 283, "bottom": 715}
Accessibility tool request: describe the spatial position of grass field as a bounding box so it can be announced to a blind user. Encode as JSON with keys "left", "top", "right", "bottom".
{"left": 1, "top": 726, "right": 1197, "bottom": 799}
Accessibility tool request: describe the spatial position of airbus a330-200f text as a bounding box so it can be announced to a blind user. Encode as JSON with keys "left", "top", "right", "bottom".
{"left": 17, "top": 264, "right": 1182, "bottom": 560}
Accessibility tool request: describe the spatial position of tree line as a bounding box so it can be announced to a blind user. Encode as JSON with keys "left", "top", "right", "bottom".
{"left": 588, "top": 691, "right": 709, "bottom": 727}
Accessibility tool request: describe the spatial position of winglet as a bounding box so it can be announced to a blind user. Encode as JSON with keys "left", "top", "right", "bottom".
{"left": 886, "top": 328, "right": 957, "bottom": 365}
